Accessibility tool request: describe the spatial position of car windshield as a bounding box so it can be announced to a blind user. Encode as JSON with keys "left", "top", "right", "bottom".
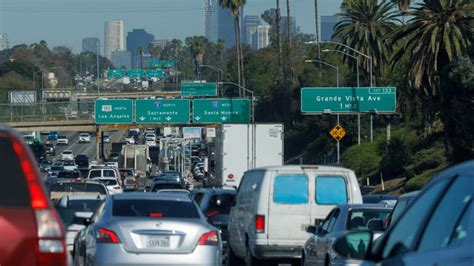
{"left": 97, "top": 179, "right": 118, "bottom": 186}
{"left": 204, "top": 193, "right": 236, "bottom": 213}
{"left": 50, "top": 182, "right": 107, "bottom": 194}
{"left": 112, "top": 199, "right": 199, "bottom": 218}
{"left": 51, "top": 166, "right": 64, "bottom": 171}
{"left": 152, "top": 184, "right": 183, "bottom": 191}
{"left": 63, "top": 151, "right": 72, "bottom": 154}
{"left": 347, "top": 209, "right": 392, "bottom": 231}
{"left": 57, "top": 171, "right": 80, "bottom": 179}
{"left": 63, "top": 161, "right": 74, "bottom": 166}
{"left": 56, "top": 199, "right": 102, "bottom": 226}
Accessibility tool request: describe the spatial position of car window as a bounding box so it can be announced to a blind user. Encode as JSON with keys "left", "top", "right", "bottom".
{"left": 193, "top": 192, "right": 205, "bottom": 205}
{"left": 0, "top": 137, "right": 30, "bottom": 207}
{"left": 104, "top": 170, "right": 115, "bottom": 177}
{"left": 98, "top": 179, "right": 118, "bottom": 186}
{"left": 56, "top": 199, "right": 102, "bottom": 226}
{"left": 273, "top": 174, "right": 308, "bottom": 204}
{"left": 91, "top": 201, "right": 105, "bottom": 223}
{"left": 382, "top": 178, "right": 450, "bottom": 259}
{"left": 316, "top": 176, "right": 348, "bottom": 205}
{"left": 450, "top": 203, "right": 471, "bottom": 245}
{"left": 112, "top": 199, "right": 199, "bottom": 218}
{"left": 327, "top": 208, "right": 340, "bottom": 233}
{"left": 417, "top": 175, "right": 473, "bottom": 251}
{"left": 50, "top": 183, "right": 107, "bottom": 194}
{"left": 390, "top": 198, "right": 410, "bottom": 225}
{"left": 320, "top": 210, "right": 335, "bottom": 233}
{"left": 152, "top": 184, "right": 183, "bottom": 191}
{"left": 206, "top": 194, "right": 236, "bottom": 213}
{"left": 347, "top": 209, "right": 391, "bottom": 231}
{"left": 89, "top": 170, "right": 101, "bottom": 178}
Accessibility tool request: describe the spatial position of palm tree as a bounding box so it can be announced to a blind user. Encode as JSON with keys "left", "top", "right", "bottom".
{"left": 391, "top": 0, "right": 473, "bottom": 95}
{"left": 185, "top": 36, "right": 207, "bottom": 78}
{"left": 285, "top": 0, "right": 294, "bottom": 79}
{"left": 148, "top": 43, "right": 163, "bottom": 60}
{"left": 333, "top": 0, "right": 399, "bottom": 79}
{"left": 137, "top": 47, "right": 144, "bottom": 70}
{"left": 392, "top": 0, "right": 411, "bottom": 11}
{"left": 219, "top": 0, "right": 246, "bottom": 94}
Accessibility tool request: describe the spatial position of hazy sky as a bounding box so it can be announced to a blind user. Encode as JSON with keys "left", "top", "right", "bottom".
{"left": 0, "top": 0, "right": 342, "bottom": 53}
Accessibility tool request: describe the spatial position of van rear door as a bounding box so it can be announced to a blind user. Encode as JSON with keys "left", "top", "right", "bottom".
{"left": 267, "top": 172, "right": 311, "bottom": 246}
{"left": 310, "top": 172, "right": 351, "bottom": 225}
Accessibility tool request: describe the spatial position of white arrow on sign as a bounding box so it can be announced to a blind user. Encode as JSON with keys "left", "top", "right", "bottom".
{"left": 221, "top": 116, "right": 228, "bottom": 121}
{"left": 194, "top": 116, "right": 201, "bottom": 121}
{"left": 165, "top": 116, "right": 172, "bottom": 121}
{"left": 139, "top": 116, "right": 145, "bottom": 121}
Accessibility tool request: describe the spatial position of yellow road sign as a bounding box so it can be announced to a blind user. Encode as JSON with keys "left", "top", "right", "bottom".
{"left": 330, "top": 124, "right": 346, "bottom": 141}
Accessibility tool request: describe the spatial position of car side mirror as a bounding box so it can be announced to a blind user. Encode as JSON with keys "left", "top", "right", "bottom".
{"left": 82, "top": 218, "right": 92, "bottom": 226}
{"left": 333, "top": 231, "right": 373, "bottom": 260}
{"left": 305, "top": 225, "right": 319, "bottom": 234}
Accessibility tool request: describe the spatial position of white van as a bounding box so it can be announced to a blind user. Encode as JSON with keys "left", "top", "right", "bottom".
{"left": 227, "top": 165, "right": 363, "bottom": 264}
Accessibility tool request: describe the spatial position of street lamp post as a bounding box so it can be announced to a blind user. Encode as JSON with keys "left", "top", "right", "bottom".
{"left": 304, "top": 59, "right": 339, "bottom": 87}
{"left": 199, "top": 65, "right": 224, "bottom": 96}
{"left": 322, "top": 48, "right": 362, "bottom": 145}
{"left": 96, "top": 41, "right": 100, "bottom": 96}
{"left": 305, "top": 59, "right": 341, "bottom": 164}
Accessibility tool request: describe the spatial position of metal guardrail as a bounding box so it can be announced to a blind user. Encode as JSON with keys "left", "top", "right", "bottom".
{"left": 0, "top": 100, "right": 95, "bottom": 123}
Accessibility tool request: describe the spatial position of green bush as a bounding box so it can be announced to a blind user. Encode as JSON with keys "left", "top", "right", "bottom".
{"left": 404, "top": 143, "right": 446, "bottom": 179}
{"left": 342, "top": 141, "right": 382, "bottom": 179}
{"left": 404, "top": 163, "right": 447, "bottom": 192}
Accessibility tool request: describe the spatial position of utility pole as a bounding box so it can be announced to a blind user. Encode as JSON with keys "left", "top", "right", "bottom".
{"left": 96, "top": 40, "right": 100, "bottom": 96}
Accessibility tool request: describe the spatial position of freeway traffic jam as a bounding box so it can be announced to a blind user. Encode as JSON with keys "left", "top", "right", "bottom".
{"left": 0, "top": 124, "right": 472, "bottom": 266}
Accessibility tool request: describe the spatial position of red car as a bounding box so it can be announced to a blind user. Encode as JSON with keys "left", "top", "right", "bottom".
{"left": 0, "top": 126, "right": 67, "bottom": 266}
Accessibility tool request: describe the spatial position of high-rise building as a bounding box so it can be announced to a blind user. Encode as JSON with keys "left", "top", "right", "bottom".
{"left": 126, "top": 29, "right": 155, "bottom": 69}
{"left": 204, "top": 0, "right": 242, "bottom": 48}
{"left": 111, "top": 50, "right": 131, "bottom": 69}
{"left": 320, "top": 16, "right": 338, "bottom": 41}
{"left": 0, "top": 33, "right": 9, "bottom": 51}
{"left": 82, "top": 37, "right": 100, "bottom": 54}
{"left": 243, "top": 15, "right": 261, "bottom": 47}
{"left": 150, "top": 39, "right": 169, "bottom": 49}
{"left": 104, "top": 20, "right": 124, "bottom": 60}
{"left": 280, "top": 16, "right": 297, "bottom": 37}
{"left": 257, "top": 24, "right": 270, "bottom": 49}
{"left": 204, "top": 0, "right": 218, "bottom": 43}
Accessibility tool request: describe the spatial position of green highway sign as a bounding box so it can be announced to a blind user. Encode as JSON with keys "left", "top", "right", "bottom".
{"left": 95, "top": 99, "right": 133, "bottom": 124}
{"left": 135, "top": 99, "right": 190, "bottom": 123}
{"left": 181, "top": 82, "right": 217, "bottom": 96}
{"left": 145, "top": 69, "right": 164, "bottom": 78}
{"left": 301, "top": 87, "right": 397, "bottom": 113}
{"left": 192, "top": 99, "right": 250, "bottom": 123}
{"left": 127, "top": 69, "right": 145, "bottom": 78}
{"left": 108, "top": 69, "right": 125, "bottom": 78}
{"left": 149, "top": 60, "right": 175, "bottom": 69}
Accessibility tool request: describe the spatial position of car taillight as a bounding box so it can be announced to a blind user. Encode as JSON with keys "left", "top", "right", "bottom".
{"left": 206, "top": 210, "right": 221, "bottom": 217}
{"left": 114, "top": 186, "right": 121, "bottom": 190}
{"left": 97, "top": 227, "right": 120, "bottom": 243}
{"left": 10, "top": 135, "right": 66, "bottom": 266}
{"left": 198, "top": 231, "right": 219, "bottom": 245}
{"left": 255, "top": 215, "right": 265, "bottom": 233}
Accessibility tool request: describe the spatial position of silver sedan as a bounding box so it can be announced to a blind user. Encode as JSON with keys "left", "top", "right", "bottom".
{"left": 302, "top": 204, "right": 393, "bottom": 266}
{"left": 73, "top": 192, "right": 222, "bottom": 265}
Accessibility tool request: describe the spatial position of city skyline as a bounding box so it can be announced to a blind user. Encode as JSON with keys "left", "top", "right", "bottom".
{"left": 0, "top": 0, "right": 343, "bottom": 53}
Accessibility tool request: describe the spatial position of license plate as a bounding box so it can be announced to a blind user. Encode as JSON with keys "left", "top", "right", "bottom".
{"left": 147, "top": 236, "right": 170, "bottom": 248}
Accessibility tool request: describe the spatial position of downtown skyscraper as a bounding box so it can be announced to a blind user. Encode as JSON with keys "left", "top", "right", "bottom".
{"left": 104, "top": 20, "right": 124, "bottom": 60}
{"left": 204, "top": 0, "right": 241, "bottom": 48}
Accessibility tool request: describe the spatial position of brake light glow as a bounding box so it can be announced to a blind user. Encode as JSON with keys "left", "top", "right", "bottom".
{"left": 198, "top": 231, "right": 219, "bottom": 245}
{"left": 206, "top": 210, "right": 220, "bottom": 217}
{"left": 97, "top": 227, "right": 120, "bottom": 243}
{"left": 255, "top": 215, "right": 265, "bottom": 233}
{"left": 149, "top": 213, "right": 163, "bottom": 217}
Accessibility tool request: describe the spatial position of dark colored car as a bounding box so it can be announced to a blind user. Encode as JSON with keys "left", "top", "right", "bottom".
{"left": 0, "top": 126, "right": 67, "bottom": 265}
{"left": 190, "top": 188, "right": 237, "bottom": 259}
{"left": 385, "top": 190, "right": 420, "bottom": 228}
{"left": 44, "top": 143, "right": 56, "bottom": 155}
{"left": 332, "top": 161, "right": 474, "bottom": 266}
{"left": 57, "top": 169, "right": 82, "bottom": 179}
{"left": 152, "top": 172, "right": 186, "bottom": 188}
{"left": 151, "top": 180, "right": 186, "bottom": 192}
{"left": 109, "top": 152, "right": 120, "bottom": 161}
{"left": 75, "top": 154, "right": 89, "bottom": 169}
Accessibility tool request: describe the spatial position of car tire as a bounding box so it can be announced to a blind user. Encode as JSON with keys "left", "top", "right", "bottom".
{"left": 226, "top": 245, "right": 243, "bottom": 266}
{"left": 245, "top": 246, "right": 261, "bottom": 266}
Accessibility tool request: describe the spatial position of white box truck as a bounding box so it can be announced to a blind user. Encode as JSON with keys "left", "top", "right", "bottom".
{"left": 122, "top": 145, "right": 150, "bottom": 178}
{"left": 214, "top": 124, "right": 284, "bottom": 188}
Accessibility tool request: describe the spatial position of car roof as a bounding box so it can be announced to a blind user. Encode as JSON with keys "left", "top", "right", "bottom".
{"left": 112, "top": 192, "right": 192, "bottom": 202}
{"left": 399, "top": 190, "right": 420, "bottom": 199}
{"left": 60, "top": 194, "right": 105, "bottom": 201}
{"left": 431, "top": 160, "right": 474, "bottom": 182}
{"left": 248, "top": 164, "right": 355, "bottom": 173}
{"left": 338, "top": 203, "right": 394, "bottom": 210}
